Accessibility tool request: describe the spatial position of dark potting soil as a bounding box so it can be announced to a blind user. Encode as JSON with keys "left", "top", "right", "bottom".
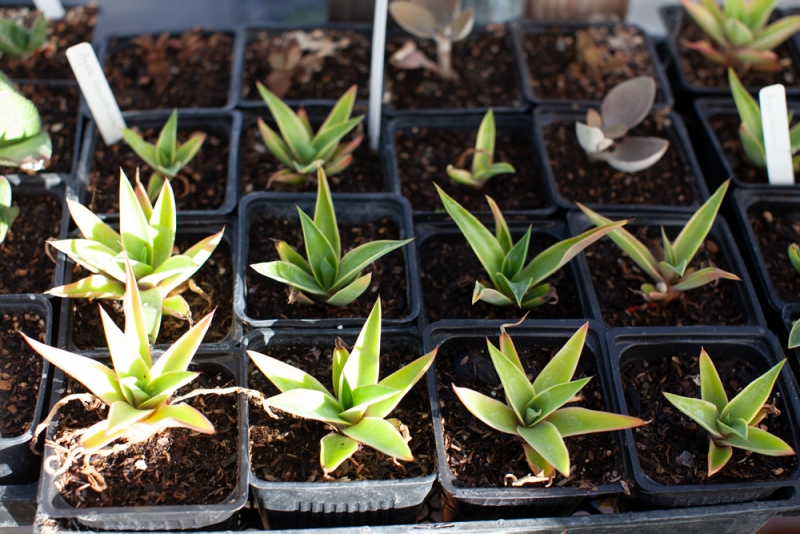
{"left": 53, "top": 368, "right": 240, "bottom": 508}
{"left": 0, "top": 6, "right": 98, "bottom": 81}
{"left": 246, "top": 217, "right": 408, "bottom": 321}
{"left": 384, "top": 26, "right": 523, "bottom": 111}
{"left": 104, "top": 30, "right": 233, "bottom": 111}
{"left": 69, "top": 234, "right": 233, "bottom": 349}
{"left": 543, "top": 115, "right": 698, "bottom": 207}
{"left": 437, "top": 336, "right": 621, "bottom": 488}
{"left": 419, "top": 233, "right": 585, "bottom": 323}
{"left": 622, "top": 352, "right": 796, "bottom": 485}
{"left": 0, "top": 193, "right": 61, "bottom": 295}
{"left": 241, "top": 29, "right": 371, "bottom": 102}
{"left": 86, "top": 126, "right": 229, "bottom": 213}
{"left": 583, "top": 226, "right": 746, "bottom": 327}
{"left": 239, "top": 116, "right": 384, "bottom": 194}
{"left": 524, "top": 24, "right": 665, "bottom": 103}
{"left": 393, "top": 126, "right": 550, "bottom": 213}
{"left": 747, "top": 208, "right": 800, "bottom": 304}
{"left": 0, "top": 311, "right": 45, "bottom": 439}
{"left": 248, "top": 345, "right": 435, "bottom": 482}
{"left": 0, "top": 84, "right": 79, "bottom": 175}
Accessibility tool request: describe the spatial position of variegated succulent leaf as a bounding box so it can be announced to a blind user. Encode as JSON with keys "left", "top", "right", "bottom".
{"left": 446, "top": 109, "right": 515, "bottom": 187}
{"left": 0, "top": 175, "right": 19, "bottom": 244}
{"left": 0, "top": 72, "right": 52, "bottom": 171}
{"left": 0, "top": 13, "right": 47, "bottom": 58}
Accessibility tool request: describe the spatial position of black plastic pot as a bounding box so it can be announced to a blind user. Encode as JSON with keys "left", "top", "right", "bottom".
{"left": 534, "top": 108, "right": 709, "bottom": 214}
{"left": 510, "top": 21, "right": 673, "bottom": 109}
{"left": 382, "top": 113, "right": 557, "bottom": 222}
{"left": 0, "top": 482, "right": 37, "bottom": 527}
{"left": 235, "top": 192, "right": 420, "bottom": 328}
{"left": 607, "top": 327, "right": 800, "bottom": 507}
{"left": 76, "top": 110, "right": 241, "bottom": 218}
{"left": 0, "top": 295, "right": 53, "bottom": 486}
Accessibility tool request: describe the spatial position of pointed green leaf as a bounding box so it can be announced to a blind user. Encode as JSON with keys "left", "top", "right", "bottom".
{"left": 790, "top": 320, "right": 800, "bottom": 349}
{"left": 721, "top": 359, "right": 785, "bottom": 424}
{"left": 659, "top": 260, "right": 688, "bottom": 281}
{"left": 453, "top": 385, "right": 519, "bottom": 434}
{"left": 681, "top": 0, "right": 727, "bottom": 46}
{"left": 718, "top": 425, "right": 796, "bottom": 456}
{"left": 318, "top": 85, "right": 358, "bottom": 135}
{"left": 662, "top": 227, "right": 677, "bottom": 266}
{"left": 333, "top": 239, "right": 411, "bottom": 291}
{"left": 717, "top": 417, "right": 749, "bottom": 440}
{"left": 486, "top": 195, "right": 513, "bottom": 254}
{"left": 546, "top": 406, "right": 643, "bottom": 437}
{"left": 326, "top": 273, "right": 371, "bottom": 306}
{"left": 248, "top": 351, "right": 333, "bottom": 398}
{"left": 257, "top": 82, "right": 315, "bottom": 162}
{"left": 122, "top": 128, "right": 159, "bottom": 168}
{"left": 313, "top": 168, "right": 341, "bottom": 258}
{"left": 473, "top": 281, "right": 516, "bottom": 306}
{"left": 311, "top": 116, "right": 362, "bottom": 155}
{"left": 746, "top": 0, "right": 779, "bottom": 32}
{"left": 143, "top": 403, "right": 215, "bottom": 434}
{"left": 175, "top": 133, "right": 205, "bottom": 167}
{"left": 106, "top": 401, "right": 154, "bottom": 435}
{"left": 333, "top": 344, "right": 349, "bottom": 400}
{"left": 257, "top": 118, "right": 294, "bottom": 167}
{"left": 156, "top": 110, "right": 178, "bottom": 169}
{"left": 251, "top": 261, "right": 327, "bottom": 296}
{"left": 487, "top": 341, "right": 535, "bottom": 423}
{"left": 276, "top": 241, "right": 311, "bottom": 273}
{"left": 162, "top": 294, "right": 190, "bottom": 320}
{"left": 474, "top": 162, "right": 515, "bottom": 182}
{"left": 120, "top": 256, "right": 152, "bottom": 363}
{"left": 724, "top": 17, "right": 755, "bottom": 47}
{"left": 299, "top": 208, "right": 338, "bottom": 289}
{"left": 268, "top": 389, "right": 347, "bottom": 425}
{"left": 663, "top": 392, "right": 723, "bottom": 438}
{"left": 729, "top": 69, "right": 763, "bottom": 141}
{"left": 708, "top": 440, "right": 734, "bottom": 476}
{"left": 446, "top": 166, "right": 478, "bottom": 187}
{"left": 521, "top": 284, "right": 555, "bottom": 308}
{"left": 527, "top": 377, "right": 592, "bottom": 425}
{"left": 118, "top": 172, "right": 154, "bottom": 265}
{"left": 751, "top": 16, "right": 800, "bottom": 50}
{"left": 699, "top": 349, "right": 728, "bottom": 413}
{"left": 789, "top": 244, "right": 800, "bottom": 275}
{"left": 495, "top": 272, "right": 532, "bottom": 307}
{"left": 146, "top": 371, "right": 199, "bottom": 398}
{"left": 100, "top": 306, "right": 148, "bottom": 382}
{"left": 501, "top": 227, "right": 530, "bottom": 279}
{"left": 48, "top": 239, "right": 126, "bottom": 282}
{"left": 66, "top": 199, "right": 122, "bottom": 252}
{"left": 741, "top": 123, "right": 767, "bottom": 167}
{"left": 47, "top": 275, "right": 125, "bottom": 299}
{"left": 149, "top": 311, "right": 214, "bottom": 377}
{"left": 138, "top": 255, "right": 198, "bottom": 288}
{"left": 517, "top": 420, "right": 571, "bottom": 477}
{"left": 472, "top": 109, "right": 495, "bottom": 175}
{"left": 533, "top": 323, "right": 588, "bottom": 393}
{"left": 366, "top": 349, "right": 436, "bottom": 419}
{"left": 672, "top": 180, "right": 729, "bottom": 265}
{"left": 149, "top": 179, "right": 176, "bottom": 269}
{"left": 320, "top": 432, "right": 359, "bottom": 472}
{"left": 341, "top": 417, "right": 413, "bottom": 461}
{"left": 342, "top": 298, "right": 381, "bottom": 390}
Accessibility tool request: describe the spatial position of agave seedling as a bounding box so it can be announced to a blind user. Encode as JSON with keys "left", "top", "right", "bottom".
{"left": 446, "top": 109, "right": 515, "bottom": 188}
{"left": 388, "top": 0, "right": 474, "bottom": 80}
{"left": 663, "top": 349, "right": 794, "bottom": 476}
{"left": 47, "top": 170, "right": 223, "bottom": 343}
{"left": 0, "top": 176, "right": 19, "bottom": 245}
{"left": 0, "top": 71, "right": 51, "bottom": 171}
{"left": 248, "top": 298, "right": 436, "bottom": 473}
{"left": 575, "top": 76, "right": 670, "bottom": 173}
{"left": 578, "top": 180, "right": 739, "bottom": 302}
{"left": 0, "top": 11, "right": 47, "bottom": 58}
{"left": 437, "top": 185, "right": 626, "bottom": 308}
{"left": 122, "top": 109, "right": 206, "bottom": 201}
{"left": 252, "top": 168, "right": 411, "bottom": 306}
{"left": 23, "top": 257, "right": 215, "bottom": 452}
{"left": 681, "top": 0, "right": 800, "bottom": 72}
{"left": 257, "top": 83, "right": 363, "bottom": 186}
{"left": 454, "top": 323, "right": 644, "bottom": 479}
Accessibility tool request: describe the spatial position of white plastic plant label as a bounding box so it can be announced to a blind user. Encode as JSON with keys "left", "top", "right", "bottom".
{"left": 760, "top": 84, "right": 794, "bottom": 185}
{"left": 368, "top": 0, "right": 389, "bottom": 150}
{"left": 32, "top": 0, "right": 65, "bottom": 20}
{"left": 66, "top": 42, "right": 127, "bottom": 145}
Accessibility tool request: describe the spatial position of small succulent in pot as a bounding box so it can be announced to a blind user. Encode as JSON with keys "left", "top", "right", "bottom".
{"left": 388, "top": 0, "right": 474, "bottom": 80}
{"left": 257, "top": 83, "right": 363, "bottom": 186}
{"left": 437, "top": 185, "right": 626, "bottom": 308}
{"left": 446, "top": 109, "right": 515, "bottom": 188}
{"left": 251, "top": 168, "right": 412, "bottom": 306}
{"left": 578, "top": 180, "right": 740, "bottom": 302}
{"left": 573, "top": 29, "right": 628, "bottom": 76}
{"left": 680, "top": 0, "right": 800, "bottom": 72}
{"left": 0, "top": 176, "right": 19, "bottom": 245}
{"left": 575, "top": 76, "right": 669, "bottom": 173}
{"left": 122, "top": 109, "right": 206, "bottom": 201}
{"left": 0, "top": 71, "right": 51, "bottom": 171}
{"left": 248, "top": 298, "right": 436, "bottom": 474}
{"left": 454, "top": 322, "right": 644, "bottom": 481}
{"left": 663, "top": 348, "right": 794, "bottom": 476}
{"left": 0, "top": 11, "right": 47, "bottom": 58}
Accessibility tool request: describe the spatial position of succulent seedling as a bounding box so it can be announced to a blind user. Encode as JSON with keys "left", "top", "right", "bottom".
{"left": 0, "top": 71, "right": 51, "bottom": 171}
{"left": 0, "top": 11, "right": 47, "bottom": 58}
{"left": 0, "top": 176, "right": 19, "bottom": 244}
{"left": 446, "top": 109, "right": 515, "bottom": 188}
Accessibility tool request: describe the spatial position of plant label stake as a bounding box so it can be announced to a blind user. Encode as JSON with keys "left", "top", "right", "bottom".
{"left": 760, "top": 84, "right": 794, "bottom": 185}
{"left": 33, "top": 0, "right": 64, "bottom": 20}
{"left": 368, "top": 0, "right": 388, "bottom": 151}
{"left": 67, "top": 42, "right": 126, "bottom": 145}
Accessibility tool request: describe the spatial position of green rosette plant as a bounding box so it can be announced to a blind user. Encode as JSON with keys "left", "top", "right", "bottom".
{"left": 0, "top": 71, "right": 51, "bottom": 171}
{"left": 663, "top": 349, "right": 794, "bottom": 476}
{"left": 0, "top": 12, "right": 47, "bottom": 58}
{"left": 248, "top": 298, "right": 436, "bottom": 473}
{"left": 446, "top": 109, "right": 515, "bottom": 188}
{"left": 454, "top": 323, "right": 644, "bottom": 480}
{"left": 0, "top": 175, "right": 19, "bottom": 244}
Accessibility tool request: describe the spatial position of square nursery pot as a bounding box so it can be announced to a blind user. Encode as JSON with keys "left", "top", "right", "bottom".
{"left": 382, "top": 113, "right": 557, "bottom": 222}
{"left": 568, "top": 210, "right": 766, "bottom": 329}
{"left": 57, "top": 217, "right": 239, "bottom": 351}
{"left": 415, "top": 220, "right": 595, "bottom": 329}
{"left": 535, "top": 108, "right": 709, "bottom": 214}
{"left": 607, "top": 327, "right": 800, "bottom": 507}
{"left": 235, "top": 193, "right": 420, "bottom": 328}
{"left": 382, "top": 25, "right": 528, "bottom": 116}
{"left": 235, "top": 23, "right": 372, "bottom": 111}
{"left": 423, "top": 320, "right": 632, "bottom": 521}
{"left": 510, "top": 21, "right": 673, "bottom": 109}
{"left": 0, "top": 295, "right": 53, "bottom": 485}
{"left": 37, "top": 347, "right": 249, "bottom": 530}
{"left": 77, "top": 110, "right": 241, "bottom": 218}
{"left": 244, "top": 328, "right": 437, "bottom": 529}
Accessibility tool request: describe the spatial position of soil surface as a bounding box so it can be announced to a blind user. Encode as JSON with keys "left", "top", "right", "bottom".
{"left": 0, "top": 6, "right": 97, "bottom": 80}
{"left": 245, "top": 216, "right": 408, "bottom": 321}
{"left": 0, "top": 84, "right": 80, "bottom": 175}
{"left": 747, "top": 207, "right": 800, "bottom": 304}
{"left": 241, "top": 29, "right": 371, "bottom": 102}
{"left": 249, "top": 343, "right": 435, "bottom": 482}
{"left": 0, "top": 192, "right": 62, "bottom": 295}
{"left": 419, "top": 232, "right": 586, "bottom": 323}
{"left": 544, "top": 115, "right": 699, "bottom": 207}
{"left": 104, "top": 30, "right": 233, "bottom": 111}
{"left": 437, "top": 336, "right": 622, "bottom": 488}
{"left": 385, "top": 26, "right": 523, "bottom": 111}
{"left": 583, "top": 225, "right": 746, "bottom": 327}
{"left": 0, "top": 311, "right": 46, "bottom": 439}
{"left": 69, "top": 233, "right": 233, "bottom": 349}
{"left": 52, "top": 367, "right": 240, "bottom": 508}
{"left": 524, "top": 24, "right": 665, "bottom": 103}
{"left": 393, "top": 126, "right": 550, "bottom": 213}
{"left": 622, "top": 352, "right": 796, "bottom": 485}
{"left": 239, "top": 116, "right": 384, "bottom": 194}
{"left": 85, "top": 125, "right": 229, "bottom": 213}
